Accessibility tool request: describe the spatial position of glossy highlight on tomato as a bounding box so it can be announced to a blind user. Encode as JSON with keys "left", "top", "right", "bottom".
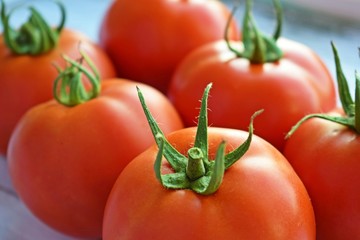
{"left": 0, "top": 1, "right": 116, "bottom": 156}
{"left": 283, "top": 43, "right": 360, "bottom": 240}
{"left": 7, "top": 78, "right": 183, "bottom": 238}
{"left": 167, "top": 1, "right": 336, "bottom": 151}
{"left": 284, "top": 113, "right": 360, "bottom": 240}
{"left": 102, "top": 84, "right": 316, "bottom": 240}
{"left": 99, "top": 0, "right": 239, "bottom": 93}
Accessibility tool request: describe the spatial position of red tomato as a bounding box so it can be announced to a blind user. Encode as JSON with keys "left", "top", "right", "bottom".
{"left": 283, "top": 43, "right": 360, "bottom": 239}
{"left": 7, "top": 79, "right": 183, "bottom": 238}
{"left": 103, "top": 83, "right": 315, "bottom": 240}
{"left": 168, "top": 0, "right": 336, "bottom": 151}
{"left": 99, "top": 0, "right": 239, "bottom": 93}
{"left": 0, "top": 3, "right": 116, "bottom": 156}
{"left": 283, "top": 112, "right": 360, "bottom": 240}
{"left": 103, "top": 127, "right": 316, "bottom": 239}
{"left": 168, "top": 38, "right": 336, "bottom": 151}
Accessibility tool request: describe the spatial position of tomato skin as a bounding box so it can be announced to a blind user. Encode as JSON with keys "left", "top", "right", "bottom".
{"left": 7, "top": 79, "right": 183, "bottom": 238}
{"left": 168, "top": 39, "right": 336, "bottom": 151}
{"left": 103, "top": 127, "right": 316, "bottom": 240}
{"left": 283, "top": 111, "right": 360, "bottom": 240}
{"left": 99, "top": 0, "right": 239, "bottom": 93}
{"left": 0, "top": 28, "right": 116, "bottom": 156}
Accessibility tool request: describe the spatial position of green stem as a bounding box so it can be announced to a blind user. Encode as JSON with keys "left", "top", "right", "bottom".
{"left": 286, "top": 113, "right": 355, "bottom": 139}
{"left": 225, "top": 109, "right": 263, "bottom": 168}
{"left": 1, "top": 0, "right": 65, "bottom": 55}
{"left": 225, "top": 0, "right": 283, "bottom": 63}
{"left": 201, "top": 141, "right": 226, "bottom": 195}
{"left": 286, "top": 42, "right": 360, "bottom": 137}
{"left": 272, "top": 0, "right": 282, "bottom": 40}
{"left": 224, "top": 5, "right": 242, "bottom": 56}
{"left": 331, "top": 41, "right": 354, "bottom": 115}
{"left": 53, "top": 49, "right": 101, "bottom": 107}
{"left": 193, "top": 83, "right": 211, "bottom": 166}
{"left": 355, "top": 72, "right": 360, "bottom": 132}
{"left": 137, "top": 86, "right": 188, "bottom": 173}
{"left": 186, "top": 148, "right": 206, "bottom": 181}
{"left": 137, "top": 83, "right": 262, "bottom": 195}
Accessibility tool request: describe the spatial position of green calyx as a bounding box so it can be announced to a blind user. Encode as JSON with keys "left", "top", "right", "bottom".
{"left": 286, "top": 42, "right": 360, "bottom": 137}
{"left": 137, "top": 83, "right": 263, "bottom": 195}
{"left": 53, "top": 49, "right": 101, "bottom": 107}
{"left": 0, "top": 0, "right": 65, "bottom": 55}
{"left": 225, "top": 0, "right": 283, "bottom": 63}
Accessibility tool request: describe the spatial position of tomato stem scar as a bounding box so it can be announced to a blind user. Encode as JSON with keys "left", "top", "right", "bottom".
{"left": 186, "top": 147, "right": 206, "bottom": 181}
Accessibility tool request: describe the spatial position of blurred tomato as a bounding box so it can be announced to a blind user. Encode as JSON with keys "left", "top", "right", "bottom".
{"left": 99, "top": 0, "right": 239, "bottom": 93}
{"left": 0, "top": 1, "right": 116, "bottom": 156}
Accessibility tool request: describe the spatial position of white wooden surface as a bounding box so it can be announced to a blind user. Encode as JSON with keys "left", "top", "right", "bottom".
{"left": 1, "top": 0, "right": 360, "bottom": 239}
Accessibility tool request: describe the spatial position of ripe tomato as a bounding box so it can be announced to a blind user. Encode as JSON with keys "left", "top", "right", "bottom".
{"left": 7, "top": 77, "right": 183, "bottom": 238}
{"left": 0, "top": 2, "right": 116, "bottom": 156}
{"left": 167, "top": 1, "right": 336, "bottom": 151}
{"left": 284, "top": 113, "right": 360, "bottom": 240}
{"left": 283, "top": 43, "right": 360, "bottom": 239}
{"left": 103, "top": 83, "right": 316, "bottom": 240}
{"left": 99, "top": 0, "right": 239, "bottom": 93}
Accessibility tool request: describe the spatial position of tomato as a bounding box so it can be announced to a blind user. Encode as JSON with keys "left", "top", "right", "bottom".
{"left": 0, "top": 1, "right": 116, "bottom": 156}
{"left": 7, "top": 53, "right": 183, "bottom": 238}
{"left": 283, "top": 113, "right": 360, "bottom": 240}
{"left": 167, "top": 0, "right": 336, "bottom": 151}
{"left": 99, "top": 0, "right": 239, "bottom": 93}
{"left": 103, "top": 83, "right": 316, "bottom": 240}
{"left": 283, "top": 43, "right": 360, "bottom": 239}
